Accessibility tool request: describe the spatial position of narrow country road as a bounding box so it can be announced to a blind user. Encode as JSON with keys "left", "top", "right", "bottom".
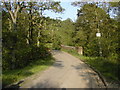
{"left": 20, "top": 50, "right": 105, "bottom": 88}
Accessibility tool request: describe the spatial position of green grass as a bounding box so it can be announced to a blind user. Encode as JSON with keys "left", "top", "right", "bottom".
{"left": 62, "top": 48, "right": 120, "bottom": 82}
{"left": 2, "top": 57, "right": 55, "bottom": 88}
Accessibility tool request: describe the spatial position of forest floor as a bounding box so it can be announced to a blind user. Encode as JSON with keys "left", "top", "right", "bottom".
{"left": 20, "top": 50, "right": 106, "bottom": 88}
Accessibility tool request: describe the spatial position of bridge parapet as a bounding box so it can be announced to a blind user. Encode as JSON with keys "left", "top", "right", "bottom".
{"left": 61, "top": 45, "right": 83, "bottom": 55}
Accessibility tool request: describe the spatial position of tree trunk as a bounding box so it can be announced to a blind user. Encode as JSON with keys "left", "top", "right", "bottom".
{"left": 11, "top": 22, "right": 17, "bottom": 69}
{"left": 3, "top": 1, "right": 20, "bottom": 69}
{"left": 28, "top": 3, "right": 33, "bottom": 46}
{"left": 37, "top": 30, "right": 40, "bottom": 47}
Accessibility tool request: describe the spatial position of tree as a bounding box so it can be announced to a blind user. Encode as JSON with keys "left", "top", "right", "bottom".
{"left": 109, "top": 1, "right": 120, "bottom": 80}
{"left": 2, "top": 1, "right": 65, "bottom": 70}
{"left": 54, "top": 18, "right": 75, "bottom": 46}
{"left": 73, "top": 2, "right": 119, "bottom": 57}
{"left": 3, "top": 0, "right": 25, "bottom": 31}
{"left": 24, "top": 1, "right": 64, "bottom": 46}
{"left": 2, "top": 0, "right": 26, "bottom": 69}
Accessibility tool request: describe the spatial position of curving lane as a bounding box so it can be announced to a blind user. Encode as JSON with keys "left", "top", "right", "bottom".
{"left": 20, "top": 50, "right": 105, "bottom": 88}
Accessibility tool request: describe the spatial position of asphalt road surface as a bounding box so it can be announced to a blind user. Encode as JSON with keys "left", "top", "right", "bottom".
{"left": 20, "top": 50, "right": 105, "bottom": 88}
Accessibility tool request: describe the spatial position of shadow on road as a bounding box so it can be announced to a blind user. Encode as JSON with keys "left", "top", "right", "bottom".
{"left": 53, "top": 63, "right": 64, "bottom": 68}
{"left": 71, "top": 64, "right": 102, "bottom": 88}
{"left": 53, "top": 60, "right": 64, "bottom": 68}
{"left": 30, "top": 80, "right": 59, "bottom": 88}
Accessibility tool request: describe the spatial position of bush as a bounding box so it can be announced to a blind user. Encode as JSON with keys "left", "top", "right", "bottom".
{"left": 52, "top": 39, "right": 61, "bottom": 50}
{"left": 3, "top": 44, "right": 52, "bottom": 70}
{"left": 31, "top": 45, "right": 51, "bottom": 60}
{"left": 53, "top": 43, "right": 61, "bottom": 50}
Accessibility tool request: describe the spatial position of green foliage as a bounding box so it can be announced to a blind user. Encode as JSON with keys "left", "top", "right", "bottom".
{"left": 74, "top": 4, "right": 108, "bottom": 56}
{"left": 2, "top": 1, "right": 64, "bottom": 71}
{"left": 74, "top": 3, "right": 119, "bottom": 60}
{"left": 2, "top": 1, "right": 120, "bottom": 86}
{"left": 59, "top": 19, "right": 75, "bottom": 46}
{"left": 3, "top": 42, "right": 51, "bottom": 70}
{"left": 2, "top": 13, "right": 51, "bottom": 70}
{"left": 71, "top": 2, "right": 120, "bottom": 81}
{"left": 52, "top": 35, "right": 61, "bottom": 50}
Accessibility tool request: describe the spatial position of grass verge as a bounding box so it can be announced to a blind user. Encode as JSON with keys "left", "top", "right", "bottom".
{"left": 62, "top": 48, "right": 120, "bottom": 83}
{"left": 2, "top": 57, "right": 55, "bottom": 88}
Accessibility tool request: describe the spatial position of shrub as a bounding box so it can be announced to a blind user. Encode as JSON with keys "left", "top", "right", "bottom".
{"left": 3, "top": 44, "right": 52, "bottom": 70}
